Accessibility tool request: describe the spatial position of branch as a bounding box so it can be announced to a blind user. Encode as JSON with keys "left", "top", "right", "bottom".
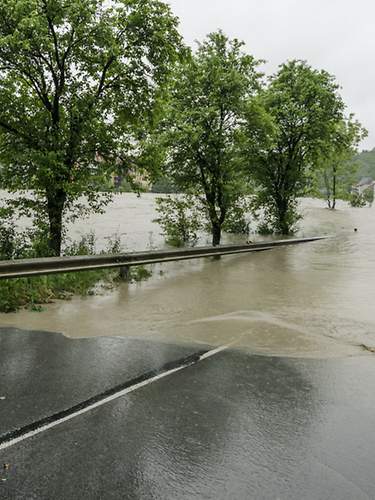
{"left": 96, "top": 55, "right": 116, "bottom": 100}
{"left": 0, "top": 119, "right": 39, "bottom": 149}
{"left": 43, "top": 1, "right": 62, "bottom": 70}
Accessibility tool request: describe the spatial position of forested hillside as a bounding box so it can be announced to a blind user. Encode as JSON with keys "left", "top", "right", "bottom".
{"left": 354, "top": 148, "right": 375, "bottom": 180}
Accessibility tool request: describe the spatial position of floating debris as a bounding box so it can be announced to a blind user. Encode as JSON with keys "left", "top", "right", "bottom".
{"left": 360, "top": 344, "right": 375, "bottom": 353}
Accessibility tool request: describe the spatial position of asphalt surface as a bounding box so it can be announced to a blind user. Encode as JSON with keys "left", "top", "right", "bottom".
{"left": 1, "top": 328, "right": 375, "bottom": 499}
{"left": 0, "top": 328, "right": 209, "bottom": 438}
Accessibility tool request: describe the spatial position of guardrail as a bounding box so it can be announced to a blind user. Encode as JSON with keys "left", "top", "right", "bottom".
{"left": 0, "top": 236, "right": 329, "bottom": 280}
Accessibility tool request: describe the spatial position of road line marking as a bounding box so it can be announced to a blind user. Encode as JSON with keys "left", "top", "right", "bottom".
{"left": 0, "top": 342, "right": 236, "bottom": 452}
{"left": 199, "top": 343, "right": 233, "bottom": 360}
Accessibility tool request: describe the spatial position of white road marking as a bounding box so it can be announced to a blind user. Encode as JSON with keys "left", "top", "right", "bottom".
{"left": 0, "top": 341, "right": 236, "bottom": 451}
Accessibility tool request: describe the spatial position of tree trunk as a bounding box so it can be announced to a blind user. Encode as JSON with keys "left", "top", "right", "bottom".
{"left": 332, "top": 173, "right": 336, "bottom": 210}
{"left": 275, "top": 198, "right": 290, "bottom": 235}
{"left": 323, "top": 170, "right": 332, "bottom": 209}
{"left": 279, "top": 218, "right": 290, "bottom": 235}
{"left": 47, "top": 189, "right": 67, "bottom": 256}
{"left": 212, "top": 222, "right": 221, "bottom": 246}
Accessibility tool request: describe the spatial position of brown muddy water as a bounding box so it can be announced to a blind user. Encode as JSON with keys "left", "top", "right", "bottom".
{"left": 1, "top": 195, "right": 374, "bottom": 358}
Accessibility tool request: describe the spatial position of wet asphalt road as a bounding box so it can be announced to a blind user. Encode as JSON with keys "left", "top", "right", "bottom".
{"left": 0, "top": 328, "right": 209, "bottom": 439}
{"left": 1, "top": 328, "right": 375, "bottom": 499}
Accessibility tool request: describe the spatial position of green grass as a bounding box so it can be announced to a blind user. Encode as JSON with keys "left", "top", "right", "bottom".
{"left": 0, "top": 269, "right": 116, "bottom": 313}
{"left": 0, "top": 232, "right": 153, "bottom": 313}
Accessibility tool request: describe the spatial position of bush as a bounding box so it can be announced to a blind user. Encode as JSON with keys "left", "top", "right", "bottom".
{"left": 0, "top": 223, "right": 28, "bottom": 260}
{"left": 222, "top": 199, "right": 251, "bottom": 235}
{"left": 251, "top": 194, "right": 301, "bottom": 235}
{"left": 155, "top": 194, "right": 253, "bottom": 245}
{"left": 151, "top": 177, "right": 178, "bottom": 194}
{"left": 154, "top": 196, "right": 203, "bottom": 247}
{"left": 256, "top": 223, "right": 275, "bottom": 236}
{"left": 130, "top": 265, "right": 153, "bottom": 282}
{"left": 363, "top": 187, "right": 374, "bottom": 206}
{"left": 349, "top": 193, "right": 367, "bottom": 207}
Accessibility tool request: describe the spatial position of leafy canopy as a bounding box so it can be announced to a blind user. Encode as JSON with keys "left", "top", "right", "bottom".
{"left": 158, "top": 30, "right": 265, "bottom": 245}
{"left": 0, "top": 0, "right": 181, "bottom": 253}
{"left": 314, "top": 117, "right": 366, "bottom": 208}
{"left": 252, "top": 60, "right": 349, "bottom": 233}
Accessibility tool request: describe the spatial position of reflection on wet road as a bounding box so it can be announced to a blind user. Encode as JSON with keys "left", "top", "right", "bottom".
{"left": 1, "top": 333, "right": 375, "bottom": 499}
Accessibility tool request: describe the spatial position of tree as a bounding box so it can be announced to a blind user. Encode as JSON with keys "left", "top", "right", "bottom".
{"left": 316, "top": 118, "right": 366, "bottom": 209}
{"left": 157, "top": 31, "right": 264, "bottom": 246}
{"left": 251, "top": 60, "right": 348, "bottom": 234}
{"left": 0, "top": 0, "right": 181, "bottom": 255}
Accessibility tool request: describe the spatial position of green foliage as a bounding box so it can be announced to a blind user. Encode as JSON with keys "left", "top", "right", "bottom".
{"left": 0, "top": 223, "right": 28, "bottom": 260}
{"left": 0, "top": 210, "right": 52, "bottom": 259}
{"left": 363, "top": 186, "right": 374, "bottom": 205}
{"left": 251, "top": 60, "right": 350, "bottom": 234}
{"left": 313, "top": 118, "right": 366, "bottom": 209}
{"left": 129, "top": 266, "right": 153, "bottom": 282}
{"left": 349, "top": 193, "right": 367, "bottom": 208}
{"left": 0, "top": 0, "right": 181, "bottom": 255}
{"left": 0, "top": 231, "right": 152, "bottom": 313}
{"left": 114, "top": 179, "right": 136, "bottom": 193}
{"left": 221, "top": 198, "right": 251, "bottom": 235}
{"left": 256, "top": 223, "right": 275, "bottom": 236}
{"left": 100, "top": 176, "right": 134, "bottom": 193}
{"left": 64, "top": 232, "right": 97, "bottom": 256}
{"left": 0, "top": 232, "right": 109, "bottom": 312}
{"left": 353, "top": 148, "right": 375, "bottom": 180}
{"left": 155, "top": 194, "right": 252, "bottom": 245}
{"left": 350, "top": 186, "right": 374, "bottom": 208}
{"left": 151, "top": 177, "right": 179, "bottom": 194}
{"left": 252, "top": 196, "right": 302, "bottom": 235}
{"left": 155, "top": 31, "right": 264, "bottom": 245}
{"left": 154, "top": 196, "right": 202, "bottom": 247}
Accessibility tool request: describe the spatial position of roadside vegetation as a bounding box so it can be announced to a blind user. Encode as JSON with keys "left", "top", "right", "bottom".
{"left": 149, "top": 36, "right": 366, "bottom": 239}
{"left": 0, "top": 229, "right": 152, "bottom": 312}
{"left": 0, "top": 0, "right": 370, "bottom": 311}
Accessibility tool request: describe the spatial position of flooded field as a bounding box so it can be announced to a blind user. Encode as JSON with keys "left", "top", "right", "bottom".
{"left": 1, "top": 194, "right": 374, "bottom": 358}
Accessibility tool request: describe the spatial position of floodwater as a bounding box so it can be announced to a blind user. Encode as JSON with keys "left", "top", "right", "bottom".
{"left": 1, "top": 194, "right": 374, "bottom": 358}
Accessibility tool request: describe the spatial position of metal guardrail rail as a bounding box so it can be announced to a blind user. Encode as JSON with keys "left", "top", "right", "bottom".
{"left": 0, "top": 236, "right": 329, "bottom": 280}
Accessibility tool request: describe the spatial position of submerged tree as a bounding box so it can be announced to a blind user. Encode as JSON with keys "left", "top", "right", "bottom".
{"left": 251, "top": 60, "right": 348, "bottom": 234}
{"left": 154, "top": 195, "right": 202, "bottom": 247}
{"left": 157, "top": 31, "right": 265, "bottom": 246}
{"left": 0, "top": 0, "right": 181, "bottom": 255}
{"left": 316, "top": 118, "right": 366, "bottom": 209}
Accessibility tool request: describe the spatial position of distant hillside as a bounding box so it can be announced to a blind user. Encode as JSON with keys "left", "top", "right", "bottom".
{"left": 353, "top": 148, "right": 375, "bottom": 181}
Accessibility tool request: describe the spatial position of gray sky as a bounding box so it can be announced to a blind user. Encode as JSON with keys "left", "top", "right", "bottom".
{"left": 167, "top": 0, "right": 374, "bottom": 150}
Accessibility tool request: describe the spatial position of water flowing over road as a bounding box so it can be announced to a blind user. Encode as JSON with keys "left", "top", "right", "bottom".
{"left": 1, "top": 195, "right": 374, "bottom": 358}
{"left": 1, "top": 195, "right": 375, "bottom": 499}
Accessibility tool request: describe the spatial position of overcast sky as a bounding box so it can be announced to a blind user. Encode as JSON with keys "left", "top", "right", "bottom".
{"left": 167, "top": 0, "right": 374, "bottom": 150}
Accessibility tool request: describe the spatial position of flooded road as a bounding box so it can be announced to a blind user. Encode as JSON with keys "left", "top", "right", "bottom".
{"left": 1, "top": 196, "right": 375, "bottom": 499}
{"left": 1, "top": 195, "right": 374, "bottom": 358}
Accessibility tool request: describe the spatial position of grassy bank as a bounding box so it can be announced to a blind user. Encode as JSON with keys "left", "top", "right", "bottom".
{"left": 0, "top": 232, "right": 152, "bottom": 313}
